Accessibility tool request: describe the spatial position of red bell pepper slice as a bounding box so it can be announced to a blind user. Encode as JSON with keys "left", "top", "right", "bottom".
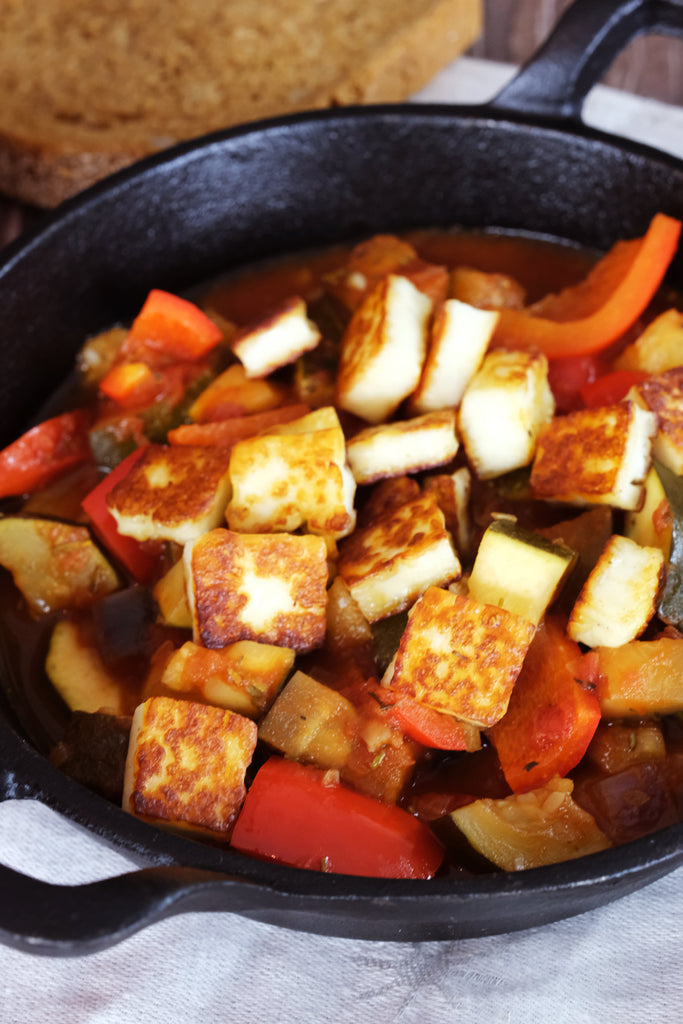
{"left": 579, "top": 368, "right": 649, "bottom": 408}
{"left": 167, "top": 403, "right": 311, "bottom": 446}
{"left": 373, "top": 686, "right": 480, "bottom": 751}
{"left": 81, "top": 447, "right": 163, "bottom": 584}
{"left": 494, "top": 213, "right": 681, "bottom": 359}
{"left": 0, "top": 410, "right": 92, "bottom": 499}
{"left": 230, "top": 756, "right": 444, "bottom": 878}
{"left": 125, "top": 289, "right": 223, "bottom": 361}
{"left": 487, "top": 617, "right": 601, "bottom": 793}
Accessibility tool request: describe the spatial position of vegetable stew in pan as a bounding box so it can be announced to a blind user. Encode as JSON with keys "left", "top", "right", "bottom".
{"left": 2, "top": 216, "right": 683, "bottom": 880}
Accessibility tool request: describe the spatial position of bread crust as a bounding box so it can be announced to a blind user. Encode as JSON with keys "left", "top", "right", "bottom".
{"left": 0, "top": 0, "right": 481, "bottom": 207}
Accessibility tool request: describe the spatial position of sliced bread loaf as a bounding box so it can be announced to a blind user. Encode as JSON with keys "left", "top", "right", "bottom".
{"left": 0, "top": 0, "right": 482, "bottom": 207}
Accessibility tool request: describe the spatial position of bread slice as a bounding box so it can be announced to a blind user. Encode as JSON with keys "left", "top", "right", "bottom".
{"left": 0, "top": 0, "right": 482, "bottom": 207}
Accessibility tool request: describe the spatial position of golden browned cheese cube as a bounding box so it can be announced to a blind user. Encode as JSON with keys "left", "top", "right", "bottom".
{"left": 337, "top": 490, "right": 461, "bottom": 622}
{"left": 185, "top": 528, "right": 328, "bottom": 652}
{"left": 345, "top": 410, "right": 458, "bottom": 485}
{"left": 567, "top": 534, "right": 665, "bottom": 648}
{"left": 336, "top": 274, "right": 431, "bottom": 424}
{"left": 226, "top": 406, "right": 356, "bottom": 540}
{"left": 458, "top": 348, "right": 554, "bottom": 480}
{"left": 631, "top": 367, "right": 683, "bottom": 475}
{"left": 423, "top": 467, "right": 472, "bottom": 559}
{"left": 530, "top": 402, "right": 657, "bottom": 511}
{"left": 616, "top": 309, "right": 683, "bottom": 375}
{"left": 122, "top": 696, "right": 257, "bottom": 838}
{"left": 106, "top": 444, "right": 232, "bottom": 544}
{"left": 410, "top": 298, "right": 499, "bottom": 414}
{"left": 387, "top": 586, "right": 536, "bottom": 727}
{"left": 232, "top": 296, "right": 321, "bottom": 377}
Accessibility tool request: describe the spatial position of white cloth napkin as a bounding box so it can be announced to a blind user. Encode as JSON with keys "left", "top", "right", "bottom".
{"left": 2, "top": 58, "right": 683, "bottom": 1023}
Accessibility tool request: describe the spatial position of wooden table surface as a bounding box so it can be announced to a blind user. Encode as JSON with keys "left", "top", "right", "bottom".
{"left": 1, "top": 0, "right": 681, "bottom": 248}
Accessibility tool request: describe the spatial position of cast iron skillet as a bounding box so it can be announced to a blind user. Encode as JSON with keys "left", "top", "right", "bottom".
{"left": 2, "top": 0, "right": 683, "bottom": 955}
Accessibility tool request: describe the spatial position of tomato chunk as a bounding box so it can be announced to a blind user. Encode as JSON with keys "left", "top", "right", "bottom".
{"left": 126, "top": 289, "right": 223, "bottom": 361}
{"left": 230, "top": 756, "right": 444, "bottom": 878}
{"left": 487, "top": 618, "right": 601, "bottom": 793}
{"left": 0, "top": 410, "right": 92, "bottom": 499}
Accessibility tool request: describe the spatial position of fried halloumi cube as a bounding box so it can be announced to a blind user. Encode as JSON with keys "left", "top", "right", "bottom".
{"left": 157, "top": 639, "right": 294, "bottom": 718}
{"left": 337, "top": 491, "right": 461, "bottom": 622}
{"left": 226, "top": 406, "right": 356, "bottom": 540}
{"left": 530, "top": 402, "right": 657, "bottom": 511}
{"left": 631, "top": 367, "right": 683, "bottom": 475}
{"left": 336, "top": 274, "right": 431, "bottom": 424}
{"left": 106, "top": 444, "right": 232, "bottom": 545}
{"left": 122, "top": 695, "right": 256, "bottom": 838}
{"left": 410, "top": 299, "right": 499, "bottom": 414}
{"left": 423, "top": 466, "right": 472, "bottom": 559}
{"left": 345, "top": 410, "right": 458, "bottom": 485}
{"left": 184, "top": 528, "right": 328, "bottom": 652}
{"left": 615, "top": 309, "right": 683, "bottom": 375}
{"left": 387, "top": 586, "right": 536, "bottom": 727}
{"left": 232, "top": 296, "right": 321, "bottom": 378}
{"left": 567, "top": 534, "right": 665, "bottom": 648}
{"left": 468, "top": 518, "right": 577, "bottom": 626}
{"left": 459, "top": 349, "right": 554, "bottom": 479}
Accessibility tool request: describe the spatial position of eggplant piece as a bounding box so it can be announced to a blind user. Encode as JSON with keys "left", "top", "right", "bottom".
{"left": 654, "top": 460, "right": 683, "bottom": 628}
{"left": 91, "top": 586, "right": 156, "bottom": 668}
{"left": 0, "top": 514, "right": 120, "bottom": 617}
{"left": 50, "top": 710, "right": 132, "bottom": 803}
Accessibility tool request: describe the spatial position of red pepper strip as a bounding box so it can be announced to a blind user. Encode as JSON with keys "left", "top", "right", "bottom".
{"left": 167, "top": 403, "right": 311, "bottom": 446}
{"left": 125, "top": 289, "right": 223, "bottom": 361}
{"left": 374, "top": 686, "right": 480, "bottom": 751}
{"left": 0, "top": 410, "right": 92, "bottom": 499}
{"left": 230, "top": 756, "right": 444, "bottom": 878}
{"left": 579, "top": 368, "right": 649, "bottom": 408}
{"left": 81, "top": 448, "right": 163, "bottom": 585}
{"left": 494, "top": 213, "right": 682, "bottom": 359}
{"left": 487, "top": 618, "right": 601, "bottom": 794}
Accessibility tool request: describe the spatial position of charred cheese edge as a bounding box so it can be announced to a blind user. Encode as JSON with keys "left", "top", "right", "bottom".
{"left": 107, "top": 444, "right": 233, "bottom": 544}
{"left": 336, "top": 274, "right": 431, "bottom": 424}
{"left": 410, "top": 298, "right": 499, "bottom": 414}
{"left": 122, "top": 695, "right": 257, "bottom": 838}
{"left": 232, "top": 296, "right": 321, "bottom": 378}
{"left": 530, "top": 401, "right": 657, "bottom": 511}
{"left": 631, "top": 368, "right": 683, "bottom": 476}
{"left": 459, "top": 348, "right": 554, "bottom": 480}
{"left": 226, "top": 406, "right": 356, "bottom": 540}
{"left": 345, "top": 409, "right": 458, "bottom": 485}
{"left": 387, "top": 586, "right": 536, "bottom": 727}
{"left": 337, "top": 490, "right": 460, "bottom": 622}
{"left": 184, "top": 528, "right": 328, "bottom": 652}
{"left": 567, "top": 533, "right": 665, "bottom": 648}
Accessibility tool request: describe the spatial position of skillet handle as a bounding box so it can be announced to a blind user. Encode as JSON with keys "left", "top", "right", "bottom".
{"left": 0, "top": 859, "right": 248, "bottom": 956}
{"left": 489, "top": 0, "right": 683, "bottom": 121}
